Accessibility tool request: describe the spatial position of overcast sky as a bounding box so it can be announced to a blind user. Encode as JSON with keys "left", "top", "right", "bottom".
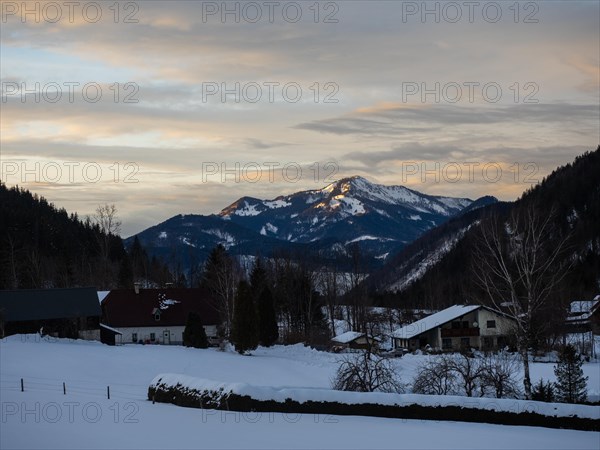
{"left": 1, "top": 0, "right": 598, "bottom": 236}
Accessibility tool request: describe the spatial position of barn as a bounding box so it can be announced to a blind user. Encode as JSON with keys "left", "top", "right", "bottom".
{"left": 0, "top": 287, "right": 101, "bottom": 340}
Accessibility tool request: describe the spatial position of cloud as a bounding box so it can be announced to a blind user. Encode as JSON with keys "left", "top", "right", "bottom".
{"left": 343, "top": 143, "right": 592, "bottom": 169}
{"left": 297, "top": 103, "right": 599, "bottom": 137}
{"left": 1, "top": 1, "right": 599, "bottom": 234}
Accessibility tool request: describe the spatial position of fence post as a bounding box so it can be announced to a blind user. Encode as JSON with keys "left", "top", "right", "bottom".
{"left": 63, "top": 382, "right": 66, "bottom": 395}
{"left": 107, "top": 386, "right": 110, "bottom": 400}
{"left": 21, "top": 378, "right": 24, "bottom": 392}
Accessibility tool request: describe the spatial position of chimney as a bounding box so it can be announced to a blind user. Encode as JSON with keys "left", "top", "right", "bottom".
{"left": 134, "top": 282, "right": 141, "bottom": 294}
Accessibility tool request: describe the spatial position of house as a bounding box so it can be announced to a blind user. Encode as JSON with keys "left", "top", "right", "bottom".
{"left": 0, "top": 287, "right": 101, "bottom": 340}
{"left": 101, "top": 287, "right": 220, "bottom": 345}
{"left": 392, "top": 304, "right": 516, "bottom": 352}
{"left": 565, "top": 297, "right": 600, "bottom": 334}
{"left": 564, "top": 296, "right": 599, "bottom": 357}
{"left": 330, "top": 331, "right": 380, "bottom": 352}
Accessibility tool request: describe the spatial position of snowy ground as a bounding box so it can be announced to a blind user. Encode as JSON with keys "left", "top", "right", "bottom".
{"left": 1, "top": 335, "right": 599, "bottom": 449}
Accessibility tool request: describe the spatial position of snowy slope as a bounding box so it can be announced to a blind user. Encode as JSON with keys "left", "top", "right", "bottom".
{"left": 4, "top": 389, "right": 598, "bottom": 450}
{"left": 1, "top": 335, "right": 599, "bottom": 449}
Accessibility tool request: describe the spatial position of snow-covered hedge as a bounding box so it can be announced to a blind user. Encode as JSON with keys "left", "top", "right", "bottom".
{"left": 148, "top": 374, "right": 599, "bottom": 431}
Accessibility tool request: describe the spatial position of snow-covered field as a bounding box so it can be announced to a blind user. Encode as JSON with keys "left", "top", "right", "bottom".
{"left": 1, "top": 335, "right": 599, "bottom": 449}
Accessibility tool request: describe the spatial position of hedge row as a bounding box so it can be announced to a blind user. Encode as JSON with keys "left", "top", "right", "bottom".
{"left": 147, "top": 381, "right": 599, "bottom": 432}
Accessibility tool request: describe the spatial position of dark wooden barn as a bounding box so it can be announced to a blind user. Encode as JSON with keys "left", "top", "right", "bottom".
{"left": 0, "top": 287, "right": 101, "bottom": 340}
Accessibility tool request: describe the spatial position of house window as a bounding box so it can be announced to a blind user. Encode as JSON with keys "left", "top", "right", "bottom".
{"left": 150, "top": 333, "right": 156, "bottom": 341}
{"left": 487, "top": 320, "right": 496, "bottom": 329}
{"left": 132, "top": 333, "right": 138, "bottom": 342}
{"left": 452, "top": 321, "right": 461, "bottom": 329}
{"left": 155, "top": 313, "right": 161, "bottom": 321}
{"left": 460, "top": 337, "right": 470, "bottom": 348}
{"left": 442, "top": 338, "right": 452, "bottom": 350}
{"left": 462, "top": 321, "right": 469, "bottom": 329}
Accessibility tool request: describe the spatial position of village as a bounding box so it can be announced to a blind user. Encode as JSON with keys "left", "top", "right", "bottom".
{"left": 1, "top": 283, "right": 599, "bottom": 450}
{"left": 1, "top": 285, "right": 598, "bottom": 355}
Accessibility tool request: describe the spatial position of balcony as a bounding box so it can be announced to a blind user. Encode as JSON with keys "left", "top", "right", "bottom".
{"left": 441, "top": 327, "right": 480, "bottom": 338}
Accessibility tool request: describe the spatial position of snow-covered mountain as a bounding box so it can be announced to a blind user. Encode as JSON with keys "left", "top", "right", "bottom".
{"left": 219, "top": 176, "right": 494, "bottom": 257}
{"left": 128, "top": 176, "right": 496, "bottom": 270}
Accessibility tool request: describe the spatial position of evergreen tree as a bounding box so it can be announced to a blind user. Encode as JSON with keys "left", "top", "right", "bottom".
{"left": 257, "top": 286, "right": 279, "bottom": 347}
{"left": 532, "top": 379, "right": 555, "bottom": 402}
{"left": 231, "top": 280, "right": 259, "bottom": 354}
{"left": 249, "top": 258, "right": 279, "bottom": 346}
{"left": 118, "top": 254, "right": 133, "bottom": 288}
{"left": 129, "top": 235, "right": 148, "bottom": 282}
{"left": 250, "top": 257, "right": 266, "bottom": 289}
{"left": 182, "top": 312, "right": 209, "bottom": 349}
{"left": 554, "top": 345, "right": 588, "bottom": 403}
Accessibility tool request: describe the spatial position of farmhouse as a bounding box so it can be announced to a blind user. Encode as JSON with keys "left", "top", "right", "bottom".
{"left": 330, "top": 331, "right": 380, "bottom": 351}
{"left": 0, "top": 287, "right": 101, "bottom": 340}
{"left": 392, "top": 304, "right": 516, "bottom": 352}
{"left": 101, "top": 287, "right": 220, "bottom": 345}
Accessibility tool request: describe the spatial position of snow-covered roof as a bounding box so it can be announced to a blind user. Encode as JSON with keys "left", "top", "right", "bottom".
{"left": 97, "top": 291, "right": 110, "bottom": 304}
{"left": 567, "top": 299, "right": 600, "bottom": 322}
{"left": 331, "top": 331, "right": 380, "bottom": 344}
{"left": 159, "top": 298, "right": 180, "bottom": 310}
{"left": 331, "top": 331, "right": 365, "bottom": 344}
{"left": 569, "top": 300, "right": 599, "bottom": 314}
{"left": 392, "top": 305, "right": 481, "bottom": 340}
{"left": 99, "top": 323, "right": 122, "bottom": 334}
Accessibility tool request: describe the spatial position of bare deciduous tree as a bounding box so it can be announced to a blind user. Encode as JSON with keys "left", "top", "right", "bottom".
{"left": 473, "top": 205, "right": 571, "bottom": 399}
{"left": 332, "top": 351, "right": 404, "bottom": 393}
{"left": 92, "top": 204, "right": 122, "bottom": 288}
{"left": 202, "top": 245, "right": 241, "bottom": 337}
{"left": 481, "top": 351, "right": 522, "bottom": 399}
{"left": 414, "top": 352, "right": 522, "bottom": 399}
{"left": 412, "top": 355, "right": 458, "bottom": 395}
{"left": 448, "top": 353, "right": 485, "bottom": 397}
{"left": 93, "top": 204, "right": 122, "bottom": 236}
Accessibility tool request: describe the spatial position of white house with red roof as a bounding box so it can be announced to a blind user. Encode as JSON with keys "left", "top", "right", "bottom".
{"left": 101, "top": 288, "right": 220, "bottom": 345}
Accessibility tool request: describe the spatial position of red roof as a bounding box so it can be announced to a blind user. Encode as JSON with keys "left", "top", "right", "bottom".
{"left": 102, "top": 288, "right": 220, "bottom": 328}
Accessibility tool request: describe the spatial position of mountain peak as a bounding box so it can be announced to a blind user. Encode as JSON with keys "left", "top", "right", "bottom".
{"left": 322, "top": 175, "right": 368, "bottom": 190}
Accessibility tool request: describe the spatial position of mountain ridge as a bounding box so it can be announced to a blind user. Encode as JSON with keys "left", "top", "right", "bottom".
{"left": 129, "top": 175, "right": 497, "bottom": 271}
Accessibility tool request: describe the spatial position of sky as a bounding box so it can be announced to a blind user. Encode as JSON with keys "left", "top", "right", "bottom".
{"left": 1, "top": 0, "right": 598, "bottom": 236}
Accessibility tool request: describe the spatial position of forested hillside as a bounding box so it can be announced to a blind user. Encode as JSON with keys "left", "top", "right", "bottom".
{"left": 375, "top": 147, "right": 600, "bottom": 314}
{"left": 0, "top": 183, "right": 171, "bottom": 289}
